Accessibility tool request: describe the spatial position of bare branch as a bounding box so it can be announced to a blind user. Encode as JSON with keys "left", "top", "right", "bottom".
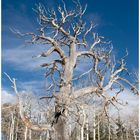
{"left": 73, "top": 86, "right": 98, "bottom": 99}
{"left": 72, "top": 68, "right": 92, "bottom": 80}
{"left": 118, "top": 77, "right": 138, "bottom": 95}
{"left": 5, "top": 73, "right": 52, "bottom": 131}
{"left": 77, "top": 51, "right": 95, "bottom": 57}
{"left": 4, "top": 72, "right": 19, "bottom": 97}
{"left": 36, "top": 46, "right": 66, "bottom": 60}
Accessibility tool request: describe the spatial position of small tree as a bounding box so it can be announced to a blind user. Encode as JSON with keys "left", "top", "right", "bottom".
{"left": 7, "top": 0, "right": 138, "bottom": 140}
{"left": 115, "top": 115, "right": 126, "bottom": 140}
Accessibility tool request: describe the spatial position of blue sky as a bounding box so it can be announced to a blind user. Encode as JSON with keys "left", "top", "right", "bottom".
{"left": 2, "top": 0, "right": 138, "bottom": 95}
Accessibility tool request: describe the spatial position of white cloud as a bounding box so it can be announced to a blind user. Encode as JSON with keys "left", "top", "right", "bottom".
{"left": 2, "top": 45, "right": 58, "bottom": 71}
{"left": 1, "top": 90, "right": 16, "bottom": 104}
{"left": 2, "top": 44, "right": 93, "bottom": 74}
{"left": 1, "top": 79, "right": 48, "bottom": 103}
{"left": 105, "top": 88, "right": 139, "bottom": 120}
{"left": 85, "top": 13, "right": 102, "bottom": 26}
{"left": 18, "top": 79, "right": 49, "bottom": 92}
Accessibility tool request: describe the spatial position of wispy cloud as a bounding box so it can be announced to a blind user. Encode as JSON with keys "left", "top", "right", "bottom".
{"left": 2, "top": 44, "right": 93, "bottom": 74}
{"left": 2, "top": 45, "right": 58, "bottom": 71}
{"left": 2, "top": 2, "right": 37, "bottom": 31}
{"left": 1, "top": 78, "right": 50, "bottom": 104}
{"left": 18, "top": 79, "right": 49, "bottom": 92}
{"left": 1, "top": 90, "right": 16, "bottom": 104}
{"left": 106, "top": 88, "right": 139, "bottom": 119}
{"left": 85, "top": 12, "right": 103, "bottom": 25}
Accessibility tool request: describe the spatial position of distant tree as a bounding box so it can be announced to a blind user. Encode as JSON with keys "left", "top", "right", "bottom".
{"left": 115, "top": 115, "right": 126, "bottom": 140}
{"left": 2, "top": 103, "right": 25, "bottom": 140}
{"left": 1, "top": 102, "right": 139, "bottom": 140}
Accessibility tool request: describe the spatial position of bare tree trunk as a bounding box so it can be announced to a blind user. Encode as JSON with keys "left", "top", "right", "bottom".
{"left": 45, "top": 131, "right": 48, "bottom": 140}
{"left": 81, "top": 126, "right": 84, "bottom": 140}
{"left": 108, "top": 123, "right": 111, "bottom": 140}
{"left": 12, "top": 115, "right": 15, "bottom": 140}
{"left": 45, "top": 133, "right": 48, "bottom": 140}
{"left": 76, "top": 124, "right": 80, "bottom": 140}
{"left": 29, "top": 129, "right": 32, "bottom": 140}
{"left": 69, "top": 124, "right": 72, "bottom": 139}
{"left": 46, "top": 131, "right": 51, "bottom": 140}
{"left": 10, "top": 113, "right": 15, "bottom": 140}
{"left": 97, "top": 116, "right": 100, "bottom": 140}
{"left": 15, "top": 119, "right": 19, "bottom": 140}
{"left": 81, "top": 107, "right": 86, "bottom": 140}
{"left": 93, "top": 110, "right": 96, "bottom": 140}
{"left": 54, "top": 129, "right": 57, "bottom": 140}
{"left": 121, "top": 129, "right": 124, "bottom": 140}
{"left": 24, "top": 126, "right": 28, "bottom": 140}
{"left": 54, "top": 117, "right": 68, "bottom": 140}
{"left": 126, "top": 130, "right": 129, "bottom": 140}
{"left": 133, "top": 131, "right": 137, "bottom": 140}
{"left": 8, "top": 121, "right": 11, "bottom": 140}
{"left": 86, "top": 119, "right": 89, "bottom": 140}
{"left": 9, "top": 123, "right": 12, "bottom": 140}
{"left": 54, "top": 42, "right": 77, "bottom": 140}
{"left": 40, "top": 134, "right": 42, "bottom": 140}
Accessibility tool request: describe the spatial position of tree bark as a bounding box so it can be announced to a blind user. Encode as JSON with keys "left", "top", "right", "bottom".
{"left": 108, "top": 123, "right": 111, "bottom": 140}
{"left": 39, "top": 134, "right": 42, "bottom": 140}
{"left": 8, "top": 121, "right": 11, "bottom": 140}
{"left": 15, "top": 119, "right": 19, "bottom": 140}
{"left": 93, "top": 111, "right": 96, "bottom": 140}
{"left": 126, "top": 130, "right": 129, "bottom": 140}
{"left": 9, "top": 123, "right": 12, "bottom": 140}
{"left": 97, "top": 116, "right": 100, "bottom": 140}
{"left": 54, "top": 117, "right": 68, "bottom": 140}
{"left": 45, "top": 130, "right": 50, "bottom": 140}
{"left": 10, "top": 113, "right": 15, "bottom": 140}
{"left": 24, "top": 126, "right": 28, "bottom": 140}
{"left": 29, "top": 129, "right": 32, "bottom": 140}
{"left": 81, "top": 126, "right": 84, "bottom": 140}
{"left": 80, "top": 107, "right": 86, "bottom": 140}
{"left": 54, "top": 42, "right": 77, "bottom": 140}
{"left": 133, "top": 131, "right": 137, "bottom": 140}
{"left": 69, "top": 124, "right": 72, "bottom": 139}
{"left": 86, "top": 119, "right": 89, "bottom": 140}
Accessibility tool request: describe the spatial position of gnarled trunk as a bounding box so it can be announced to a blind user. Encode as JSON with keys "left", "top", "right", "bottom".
{"left": 54, "top": 85, "right": 70, "bottom": 140}
{"left": 54, "top": 117, "right": 68, "bottom": 140}
{"left": 54, "top": 53, "right": 76, "bottom": 140}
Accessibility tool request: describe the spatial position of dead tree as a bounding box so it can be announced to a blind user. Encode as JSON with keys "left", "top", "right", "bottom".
{"left": 7, "top": 0, "right": 138, "bottom": 140}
